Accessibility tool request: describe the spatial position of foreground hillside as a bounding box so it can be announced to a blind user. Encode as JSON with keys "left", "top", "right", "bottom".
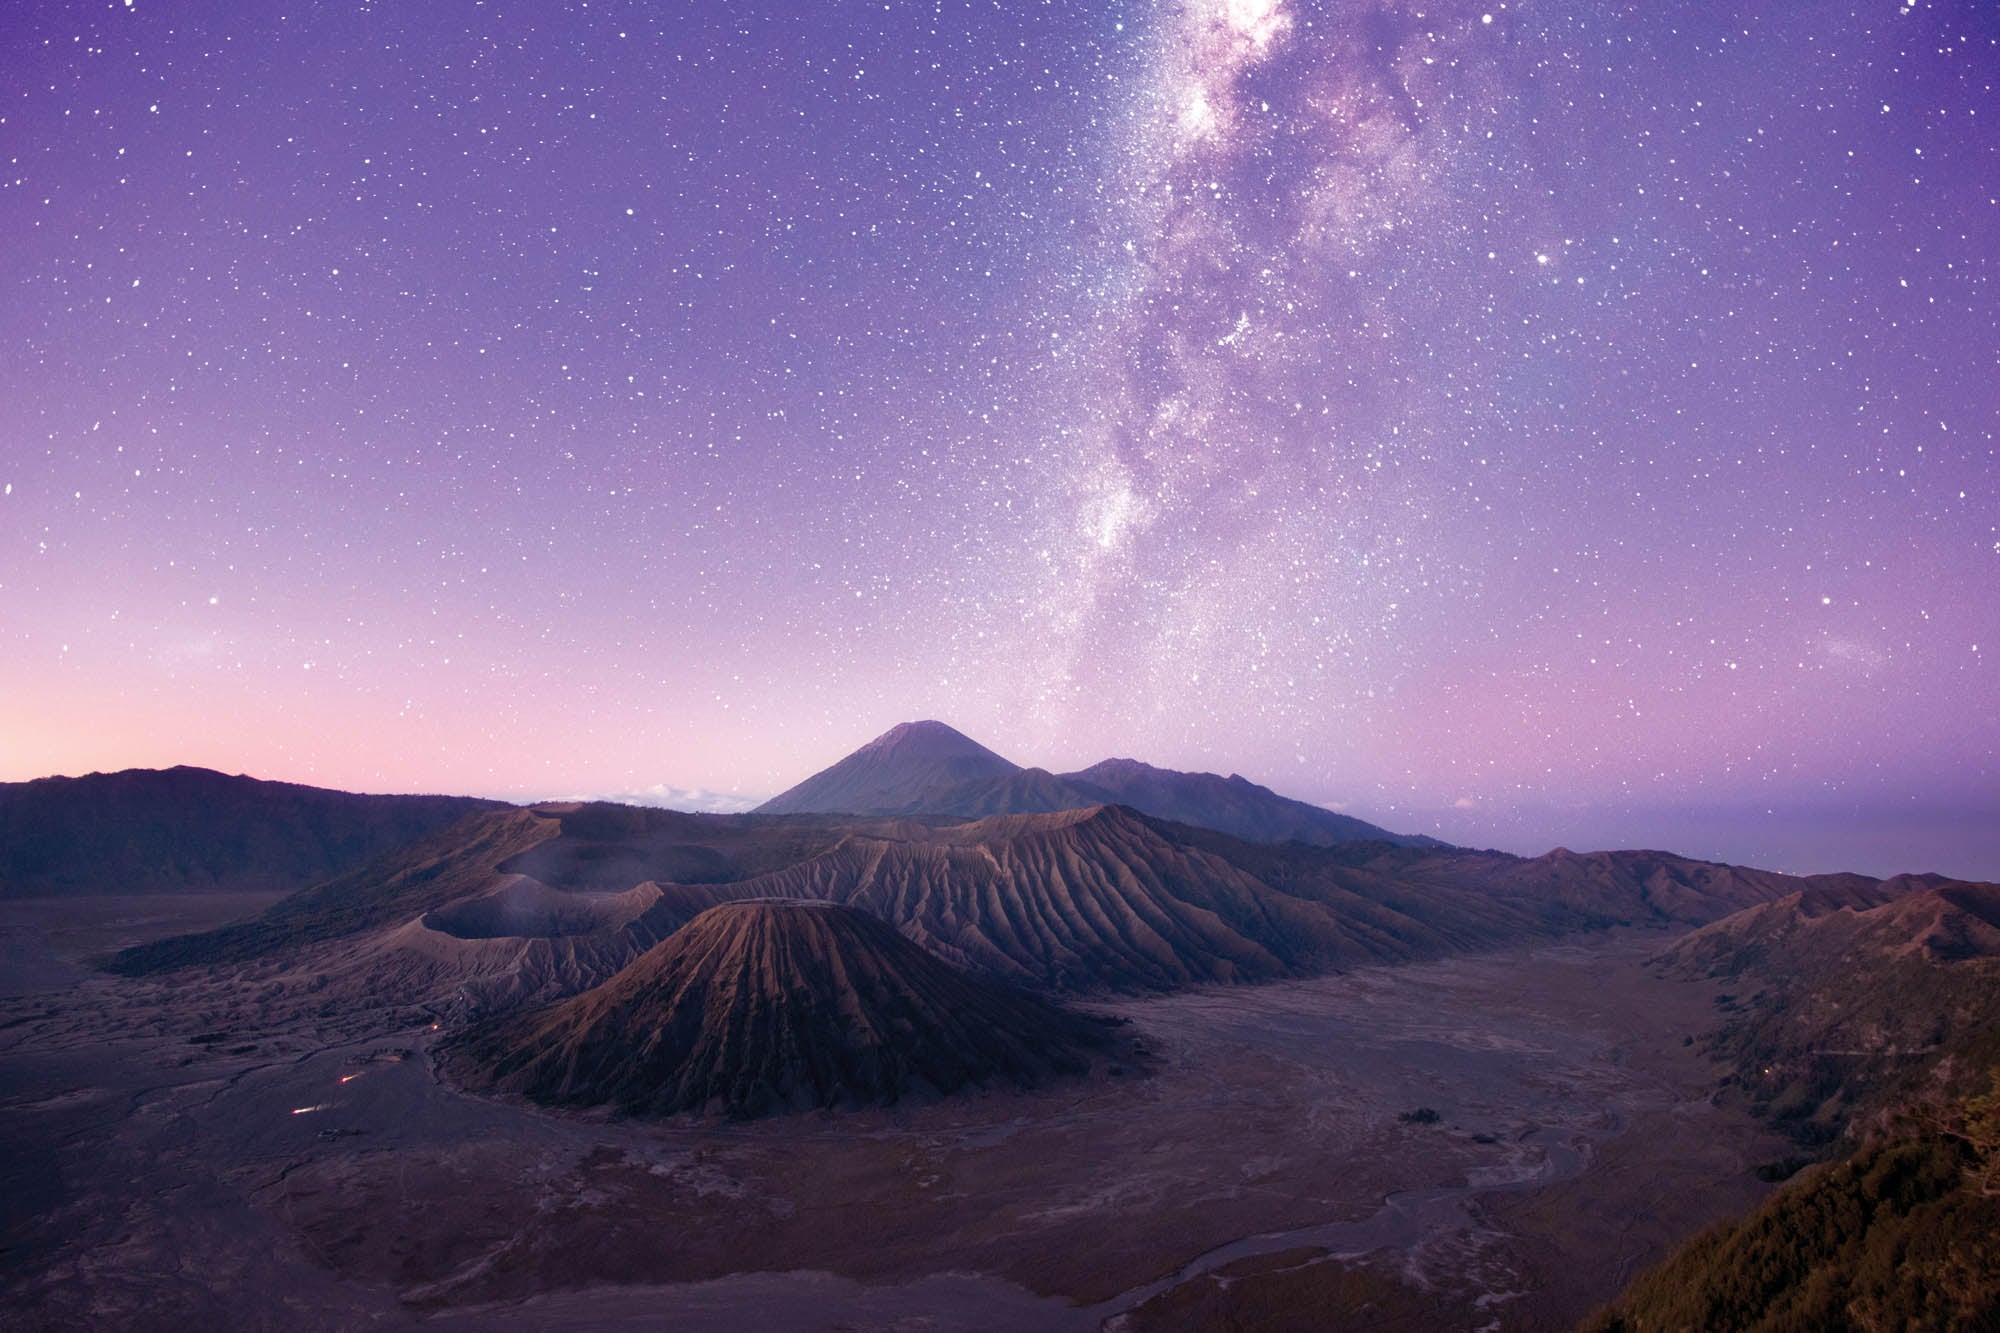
{"left": 1586, "top": 877, "right": 2000, "bottom": 1328}
{"left": 1585, "top": 1073, "right": 2000, "bottom": 1332}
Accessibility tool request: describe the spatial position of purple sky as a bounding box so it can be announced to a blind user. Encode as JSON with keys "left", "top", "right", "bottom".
{"left": 2, "top": 0, "right": 1995, "bottom": 878}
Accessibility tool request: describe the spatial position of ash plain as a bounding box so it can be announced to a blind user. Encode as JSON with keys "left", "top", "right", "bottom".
{"left": 0, "top": 896, "right": 1784, "bottom": 1331}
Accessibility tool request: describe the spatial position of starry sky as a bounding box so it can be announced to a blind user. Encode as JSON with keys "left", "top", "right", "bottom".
{"left": 3, "top": 0, "right": 1995, "bottom": 878}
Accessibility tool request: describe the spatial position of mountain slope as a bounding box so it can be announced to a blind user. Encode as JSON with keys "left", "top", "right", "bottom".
{"left": 711, "top": 806, "right": 1426, "bottom": 990}
{"left": 698, "top": 808, "right": 1820, "bottom": 993}
{"left": 754, "top": 720, "right": 1434, "bottom": 848}
{"left": 0, "top": 766, "right": 501, "bottom": 898}
{"left": 100, "top": 799, "right": 891, "bottom": 983}
{"left": 1060, "top": 758, "right": 1437, "bottom": 849}
{"left": 755, "top": 720, "right": 1019, "bottom": 815}
{"left": 899, "top": 766, "right": 1115, "bottom": 818}
{"left": 106, "top": 806, "right": 563, "bottom": 974}
{"left": 110, "top": 800, "right": 1839, "bottom": 1006}
{"left": 328, "top": 877, "right": 727, "bottom": 1015}
{"left": 1585, "top": 1075, "right": 2000, "bottom": 1333}
{"left": 1165, "top": 834, "right": 1846, "bottom": 944}
{"left": 493, "top": 801, "right": 895, "bottom": 891}
{"left": 447, "top": 900, "right": 1114, "bottom": 1117}
{"left": 1655, "top": 877, "right": 2000, "bottom": 1141}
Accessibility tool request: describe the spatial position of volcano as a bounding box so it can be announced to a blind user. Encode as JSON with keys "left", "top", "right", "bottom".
{"left": 753, "top": 719, "right": 1434, "bottom": 847}
{"left": 448, "top": 899, "right": 1116, "bottom": 1118}
{"left": 754, "top": 720, "right": 1020, "bottom": 816}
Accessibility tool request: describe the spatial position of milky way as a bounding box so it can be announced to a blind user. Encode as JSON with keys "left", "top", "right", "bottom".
{"left": 2, "top": 0, "right": 1995, "bottom": 875}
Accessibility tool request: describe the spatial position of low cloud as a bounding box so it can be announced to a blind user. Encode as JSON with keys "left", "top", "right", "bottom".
{"left": 566, "top": 784, "right": 763, "bottom": 815}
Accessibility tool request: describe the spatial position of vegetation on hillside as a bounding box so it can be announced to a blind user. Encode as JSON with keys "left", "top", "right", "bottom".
{"left": 1584, "top": 1072, "right": 2000, "bottom": 1332}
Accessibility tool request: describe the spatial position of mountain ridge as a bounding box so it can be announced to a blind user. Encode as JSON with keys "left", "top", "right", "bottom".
{"left": 754, "top": 720, "right": 1437, "bottom": 849}
{"left": 1654, "top": 875, "right": 2000, "bottom": 1143}
{"left": 107, "top": 798, "right": 1876, "bottom": 1006}
{"left": 0, "top": 765, "right": 504, "bottom": 899}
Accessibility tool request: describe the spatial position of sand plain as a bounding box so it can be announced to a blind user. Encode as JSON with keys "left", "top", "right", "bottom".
{"left": 0, "top": 897, "right": 1785, "bottom": 1331}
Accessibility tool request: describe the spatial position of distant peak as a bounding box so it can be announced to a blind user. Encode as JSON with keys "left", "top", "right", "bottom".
{"left": 753, "top": 720, "right": 1019, "bottom": 816}
{"left": 865, "top": 719, "right": 981, "bottom": 749}
{"left": 854, "top": 721, "right": 1018, "bottom": 766}
{"left": 1076, "top": 757, "right": 1157, "bottom": 776}
{"left": 1050, "top": 802, "right": 1152, "bottom": 834}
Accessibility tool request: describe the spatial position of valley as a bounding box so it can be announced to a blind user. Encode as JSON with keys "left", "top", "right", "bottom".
{"left": 6, "top": 733, "right": 1992, "bottom": 1330}
{"left": 1, "top": 896, "right": 1783, "bottom": 1331}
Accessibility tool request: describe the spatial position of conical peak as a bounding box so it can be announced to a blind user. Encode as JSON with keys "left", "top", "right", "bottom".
{"left": 754, "top": 721, "right": 1020, "bottom": 815}
{"left": 862, "top": 720, "right": 996, "bottom": 755}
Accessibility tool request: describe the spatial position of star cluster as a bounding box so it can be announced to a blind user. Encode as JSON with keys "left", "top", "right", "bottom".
{"left": 1, "top": 0, "right": 1994, "bottom": 875}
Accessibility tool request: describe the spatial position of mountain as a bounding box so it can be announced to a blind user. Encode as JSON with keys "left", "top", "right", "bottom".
{"left": 0, "top": 766, "right": 502, "bottom": 898}
{"left": 492, "top": 801, "right": 928, "bottom": 890}
{"left": 892, "top": 766, "right": 1110, "bottom": 818}
{"left": 327, "top": 876, "right": 727, "bottom": 1017}
{"left": 755, "top": 721, "right": 1020, "bottom": 815}
{"left": 445, "top": 900, "right": 1115, "bottom": 1118}
{"left": 718, "top": 806, "right": 1399, "bottom": 990}
{"left": 685, "top": 808, "right": 1828, "bottom": 993}
{"left": 106, "top": 806, "right": 565, "bottom": 974}
{"left": 1665, "top": 875, "right": 2000, "bottom": 973}
{"left": 109, "top": 800, "right": 1841, "bottom": 1009}
{"left": 1167, "top": 835, "right": 1858, "bottom": 941}
{"left": 102, "top": 801, "right": 922, "bottom": 978}
{"left": 754, "top": 720, "right": 1433, "bottom": 848}
{"left": 1655, "top": 876, "right": 2000, "bottom": 1142}
{"left": 1064, "top": 758, "right": 1440, "bottom": 848}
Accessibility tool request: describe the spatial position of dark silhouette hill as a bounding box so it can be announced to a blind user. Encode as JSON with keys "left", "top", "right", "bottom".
{"left": 0, "top": 766, "right": 502, "bottom": 898}
{"left": 447, "top": 900, "right": 1113, "bottom": 1117}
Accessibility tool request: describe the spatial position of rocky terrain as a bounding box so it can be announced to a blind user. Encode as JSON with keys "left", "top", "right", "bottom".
{"left": 0, "top": 906, "right": 1783, "bottom": 1332}
{"left": 1657, "top": 876, "right": 2000, "bottom": 1141}
{"left": 103, "top": 796, "right": 1860, "bottom": 1019}
{"left": 448, "top": 900, "right": 1119, "bottom": 1117}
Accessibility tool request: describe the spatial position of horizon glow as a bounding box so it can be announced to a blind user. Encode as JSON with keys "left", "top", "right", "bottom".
{"left": 2, "top": 0, "right": 1995, "bottom": 879}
